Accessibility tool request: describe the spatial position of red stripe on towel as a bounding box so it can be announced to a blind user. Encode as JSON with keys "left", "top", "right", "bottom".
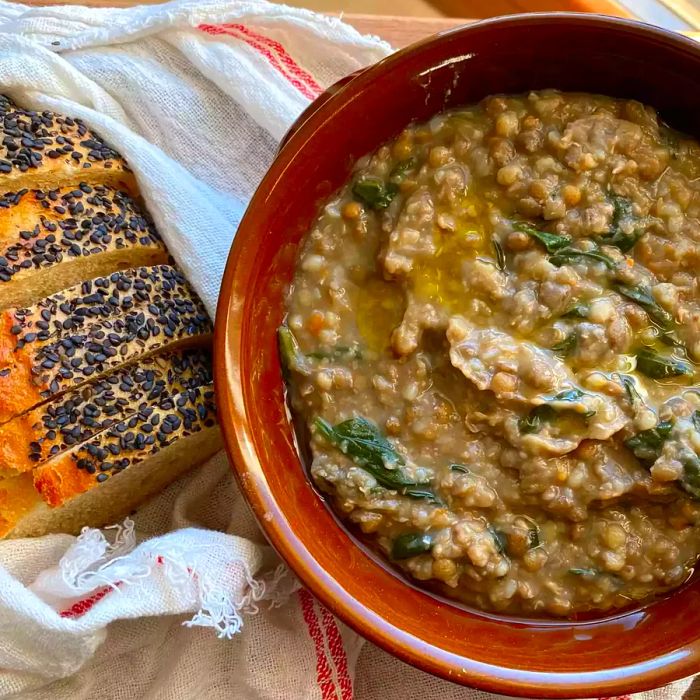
{"left": 320, "top": 604, "right": 353, "bottom": 699}
{"left": 57, "top": 557, "right": 189, "bottom": 619}
{"left": 199, "top": 23, "right": 320, "bottom": 100}
{"left": 60, "top": 583, "right": 119, "bottom": 618}
{"left": 219, "top": 23, "right": 322, "bottom": 96}
{"left": 299, "top": 588, "right": 339, "bottom": 700}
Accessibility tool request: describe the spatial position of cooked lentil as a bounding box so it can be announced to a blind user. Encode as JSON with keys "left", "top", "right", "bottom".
{"left": 282, "top": 91, "right": 700, "bottom": 616}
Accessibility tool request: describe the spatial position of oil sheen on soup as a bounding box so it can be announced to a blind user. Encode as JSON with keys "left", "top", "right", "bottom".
{"left": 281, "top": 90, "right": 700, "bottom": 617}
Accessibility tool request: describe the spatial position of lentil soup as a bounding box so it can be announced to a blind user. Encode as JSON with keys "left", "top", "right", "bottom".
{"left": 281, "top": 90, "right": 700, "bottom": 617}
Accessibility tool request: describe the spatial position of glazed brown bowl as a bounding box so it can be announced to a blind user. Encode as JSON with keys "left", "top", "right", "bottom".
{"left": 215, "top": 13, "right": 700, "bottom": 697}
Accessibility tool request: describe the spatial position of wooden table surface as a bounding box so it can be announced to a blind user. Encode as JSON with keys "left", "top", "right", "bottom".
{"left": 339, "top": 14, "right": 470, "bottom": 47}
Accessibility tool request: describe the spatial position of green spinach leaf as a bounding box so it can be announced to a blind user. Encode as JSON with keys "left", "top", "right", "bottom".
{"left": 402, "top": 488, "right": 445, "bottom": 506}
{"left": 680, "top": 449, "right": 700, "bottom": 500}
{"left": 562, "top": 303, "right": 589, "bottom": 319}
{"left": 391, "top": 532, "right": 433, "bottom": 559}
{"left": 551, "top": 332, "right": 577, "bottom": 358}
{"left": 514, "top": 222, "right": 570, "bottom": 253}
{"left": 518, "top": 389, "right": 596, "bottom": 434}
{"left": 550, "top": 389, "right": 596, "bottom": 418}
{"left": 450, "top": 463, "right": 470, "bottom": 474}
{"left": 599, "top": 195, "right": 643, "bottom": 252}
{"left": 569, "top": 568, "right": 600, "bottom": 577}
{"left": 614, "top": 283, "right": 674, "bottom": 330}
{"left": 488, "top": 525, "right": 508, "bottom": 554}
{"left": 624, "top": 420, "right": 673, "bottom": 464}
{"left": 278, "top": 325, "right": 311, "bottom": 377}
{"left": 635, "top": 348, "right": 693, "bottom": 379}
{"left": 352, "top": 177, "right": 398, "bottom": 210}
{"left": 549, "top": 247, "right": 617, "bottom": 270}
{"left": 659, "top": 331, "right": 686, "bottom": 350}
{"left": 389, "top": 158, "right": 416, "bottom": 183}
{"left": 314, "top": 416, "right": 425, "bottom": 490}
{"left": 518, "top": 404, "right": 556, "bottom": 434}
{"left": 615, "top": 373, "right": 643, "bottom": 409}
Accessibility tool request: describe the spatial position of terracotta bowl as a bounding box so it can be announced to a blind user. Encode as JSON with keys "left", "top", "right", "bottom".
{"left": 215, "top": 13, "right": 700, "bottom": 697}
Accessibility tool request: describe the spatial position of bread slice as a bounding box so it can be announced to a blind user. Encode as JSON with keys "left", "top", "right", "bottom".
{"left": 0, "top": 95, "right": 135, "bottom": 193}
{"left": 0, "top": 184, "right": 168, "bottom": 310}
{"left": 0, "top": 347, "right": 212, "bottom": 479}
{"left": 0, "top": 97, "right": 221, "bottom": 540}
{"left": 0, "top": 264, "right": 211, "bottom": 424}
{"left": 0, "top": 383, "right": 219, "bottom": 538}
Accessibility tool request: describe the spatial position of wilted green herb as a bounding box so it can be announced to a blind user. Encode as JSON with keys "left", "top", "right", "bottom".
{"left": 659, "top": 331, "right": 686, "bottom": 350}
{"left": 402, "top": 488, "right": 445, "bottom": 506}
{"left": 278, "top": 325, "right": 311, "bottom": 377}
{"left": 514, "top": 222, "right": 570, "bottom": 253}
{"left": 627, "top": 412, "right": 700, "bottom": 499}
{"left": 551, "top": 332, "right": 577, "bottom": 358}
{"left": 614, "top": 283, "right": 674, "bottom": 330}
{"left": 518, "top": 404, "right": 556, "bottom": 434}
{"left": 562, "top": 303, "right": 589, "bottom": 319}
{"left": 549, "top": 247, "right": 616, "bottom": 270}
{"left": 518, "top": 389, "right": 595, "bottom": 434}
{"left": 389, "top": 157, "right": 417, "bottom": 183}
{"left": 391, "top": 532, "right": 433, "bottom": 559}
{"left": 680, "top": 449, "right": 700, "bottom": 500}
{"left": 599, "top": 195, "right": 643, "bottom": 252}
{"left": 550, "top": 389, "right": 596, "bottom": 419}
{"left": 314, "top": 416, "right": 426, "bottom": 490}
{"left": 488, "top": 525, "right": 508, "bottom": 554}
{"left": 568, "top": 568, "right": 600, "bottom": 577}
{"left": 635, "top": 348, "right": 693, "bottom": 379}
{"left": 624, "top": 420, "right": 673, "bottom": 464}
{"left": 307, "top": 345, "right": 363, "bottom": 361}
{"left": 352, "top": 177, "right": 398, "bottom": 209}
{"left": 450, "top": 463, "right": 470, "bottom": 474}
{"left": 492, "top": 237, "right": 506, "bottom": 271}
{"left": 693, "top": 411, "right": 700, "bottom": 433}
{"left": 615, "top": 373, "right": 643, "bottom": 409}
{"left": 611, "top": 194, "right": 633, "bottom": 222}
{"left": 550, "top": 389, "right": 592, "bottom": 410}
{"left": 628, "top": 277, "right": 688, "bottom": 341}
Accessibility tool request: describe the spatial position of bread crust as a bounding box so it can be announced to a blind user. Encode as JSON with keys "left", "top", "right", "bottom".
{"left": 0, "top": 472, "right": 36, "bottom": 537}
{"left": 0, "top": 184, "right": 168, "bottom": 309}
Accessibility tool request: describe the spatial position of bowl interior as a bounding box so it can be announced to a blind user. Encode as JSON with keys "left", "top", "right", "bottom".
{"left": 216, "top": 14, "right": 700, "bottom": 697}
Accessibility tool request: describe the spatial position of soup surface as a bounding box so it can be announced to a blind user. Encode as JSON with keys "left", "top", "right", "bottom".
{"left": 282, "top": 91, "right": 700, "bottom": 617}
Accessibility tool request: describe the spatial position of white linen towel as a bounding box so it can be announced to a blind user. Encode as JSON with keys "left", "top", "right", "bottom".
{"left": 0, "top": 1, "right": 697, "bottom": 698}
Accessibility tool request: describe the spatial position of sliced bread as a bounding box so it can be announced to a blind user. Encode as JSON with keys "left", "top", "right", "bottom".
{"left": 0, "top": 383, "right": 220, "bottom": 538}
{"left": 0, "top": 96, "right": 221, "bottom": 540}
{"left": 0, "top": 265, "right": 212, "bottom": 423}
{"left": 0, "top": 184, "right": 168, "bottom": 310}
{"left": 0, "top": 347, "right": 212, "bottom": 479}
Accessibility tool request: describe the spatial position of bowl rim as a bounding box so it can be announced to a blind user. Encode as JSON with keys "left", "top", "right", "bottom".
{"left": 215, "top": 12, "right": 700, "bottom": 697}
